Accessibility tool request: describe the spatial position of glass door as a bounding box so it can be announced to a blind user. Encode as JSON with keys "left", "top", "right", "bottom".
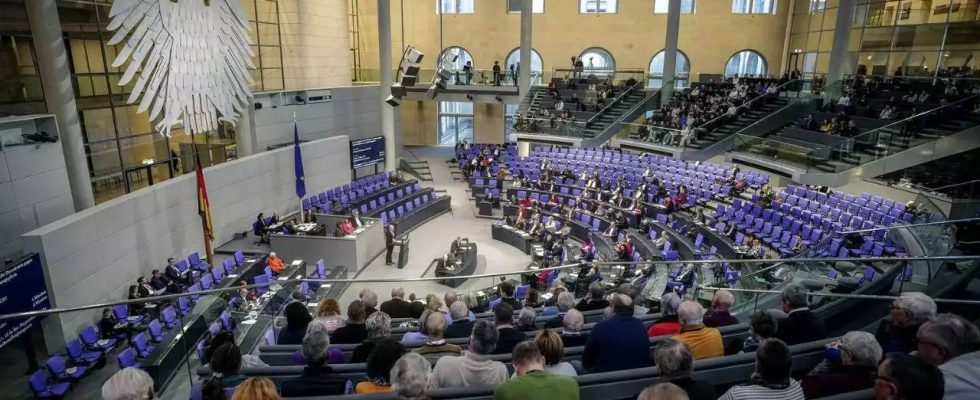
{"left": 438, "top": 101, "right": 474, "bottom": 145}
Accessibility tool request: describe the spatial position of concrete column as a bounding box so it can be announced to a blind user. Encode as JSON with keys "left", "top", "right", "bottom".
{"left": 26, "top": 0, "right": 95, "bottom": 210}
{"left": 661, "top": 0, "right": 681, "bottom": 104}
{"left": 827, "top": 0, "right": 856, "bottom": 83}
{"left": 235, "top": 106, "right": 256, "bottom": 157}
{"left": 518, "top": 0, "right": 532, "bottom": 94}
{"left": 378, "top": 0, "right": 396, "bottom": 171}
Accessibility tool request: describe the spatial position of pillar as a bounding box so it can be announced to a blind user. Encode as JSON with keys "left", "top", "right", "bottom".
{"left": 26, "top": 0, "right": 95, "bottom": 210}
{"left": 518, "top": 0, "right": 532, "bottom": 94}
{"left": 827, "top": 0, "right": 856, "bottom": 83}
{"left": 235, "top": 106, "right": 256, "bottom": 157}
{"left": 661, "top": 0, "right": 681, "bottom": 104}
{"left": 378, "top": 0, "right": 396, "bottom": 171}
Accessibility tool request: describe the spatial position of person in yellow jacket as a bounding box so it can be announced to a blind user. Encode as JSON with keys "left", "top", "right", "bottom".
{"left": 674, "top": 301, "right": 724, "bottom": 360}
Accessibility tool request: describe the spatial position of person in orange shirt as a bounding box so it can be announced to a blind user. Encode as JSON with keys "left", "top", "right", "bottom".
{"left": 267, "top": 252, "right": 285, "bottom": 275}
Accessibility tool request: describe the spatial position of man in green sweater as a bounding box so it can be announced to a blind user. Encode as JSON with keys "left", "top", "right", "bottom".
{"left": 494, "top": 340, "right": 580, "bottom": 400}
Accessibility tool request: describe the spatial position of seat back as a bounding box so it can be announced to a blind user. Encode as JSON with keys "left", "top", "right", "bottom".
{"left": 234, "top": 250, "right": 245, "bottom": 266}
{"left": 112, "top": 304, "right": 128, "bottom": 321}
{"left": 66, "top": 338, "right": 83, "bottom": 359}
{"left": 118, "top": 348, "right": 138, "bottom": 368}
{"left": 223, "top": 258, "right": 236, "bottom": 274}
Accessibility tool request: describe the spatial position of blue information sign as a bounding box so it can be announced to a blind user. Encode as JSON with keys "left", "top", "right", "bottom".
{"left": 350, "top": 136, "right": 386, "bottom": 169}
{"left": 0, "top": 253, "right": 50, "bottom": 349}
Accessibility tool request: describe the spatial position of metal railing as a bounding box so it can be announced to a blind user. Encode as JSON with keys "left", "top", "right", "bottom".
{"left": 585, "top": 80, "right": 643, "bottom": 126}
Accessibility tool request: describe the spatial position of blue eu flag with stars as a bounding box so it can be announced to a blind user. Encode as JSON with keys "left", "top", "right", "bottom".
{"left": 293, "top": 122, "right": 306, "bottom": 199}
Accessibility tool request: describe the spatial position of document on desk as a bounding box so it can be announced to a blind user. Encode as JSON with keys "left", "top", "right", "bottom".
{"left": 291, "top": 260, "right": 303, "bottom": 266}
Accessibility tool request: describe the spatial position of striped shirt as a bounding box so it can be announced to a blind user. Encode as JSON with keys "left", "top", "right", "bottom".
{"left": 718, "top": 379, "right": 804, "bottom": 400}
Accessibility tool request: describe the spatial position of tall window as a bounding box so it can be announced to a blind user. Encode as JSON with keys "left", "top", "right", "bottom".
{"left": 439, "top": 47, "right": 474, "bottom": 84}
{"left": 579, "top": 0, "right": 617, "bottom": 14}
{"left": 505, "top": 104, "right": 519, "bottom": 138}
{"left": 725, "top": 50, "right": 768, "bottom": 77}
{"left": 654, "top": 0, "right": 695, "bottom": 14}
{"left": 732, "top": 0, "right": 776, "bottom": 14}
{"left": 244, "top": 0, "right": 285, "bottom": 91}
{"left": 437, "top": 0, "right": 474, "bottom": 14}
{"left": 579, "top": 48, "right": 616, "bottom": 77}
{"left": 808, "top": 0, "right": 826, "bottom": 14}
{"left": 648, "top": 50, "right": 690, "bottom": 88}
{"left": 505, "top": 48, "right": 544, "bottom": 85}
{"left": 439, "top": 102, "right": 474, "bottom": 145}
{"left": 508, "top": 0, "right": 544, "bottom": 13}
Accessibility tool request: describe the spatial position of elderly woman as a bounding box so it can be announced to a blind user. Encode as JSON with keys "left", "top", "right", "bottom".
{"left": 801, "top": 331, "right": 883, "bottom": 398}
{"left": 314, "top": 298, "right": 346, "bottom": 333}
{"left": 647, "top": 292, "right": 682, "bottom": 337}
{"left": 351, "top": 311, "right": 392, "bottom": 363}
{"left": 400, "top": 310, "right": 431, "bottom": 344}
{"left": 390, "top": 352, "right": 433, "bottom": 400}
{"left": 515, "top": 307, "right": 538, "bottom": 332}
{"left": 875, "top": 291, "right": 936, "bottom": 354}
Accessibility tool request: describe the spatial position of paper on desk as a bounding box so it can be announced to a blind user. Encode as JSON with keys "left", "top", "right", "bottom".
{"left": 277, "top": 277, "right": 287, "bottom": 281}
{"left": 306, "top": 303, "right": 319, "bottom": 308}
{"left": 227, "top": 274, "right": 238, "bottom": 278}
{"left": 245, "top": 259, "right": 257, "bottom": 263}
{"left": 291, "top": 260, "right": 302, "bottom": 266}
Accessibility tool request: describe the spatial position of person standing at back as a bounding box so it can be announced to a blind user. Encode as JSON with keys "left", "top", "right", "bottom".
{"left": 582, "top": 294, "right": 652, "bottom": 372}
{"left": 492, "top": 61, "right": 502, "bottom": 86}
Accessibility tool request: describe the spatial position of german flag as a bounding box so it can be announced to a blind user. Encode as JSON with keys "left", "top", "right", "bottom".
{"left": 195, "top": 149, "right": 215, "bottom": 241}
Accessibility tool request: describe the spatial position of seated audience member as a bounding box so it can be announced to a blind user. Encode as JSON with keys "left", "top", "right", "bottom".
{"left": 875, "top": 353, "right": 945, "bottom": 400}
{"left": 127, "top": 285, "right": 146, "bottom": 315}
{"left": 313, "top": 298, "right": 345, "bottom": 333}
{"left": 413, "top": 311, "right": 462, "bottom": 358}
{"left": 535, "top": 329, "right": 578, "bottom": 377}
{"left": 516, "top": 307, "right": 538, "bottom": 332}
{"left": 281, "top": 320, "right": 352, "bottom": 396}
{"left": 464, "top": 292, "right": 485, "bottom": 315}
{"left": 493, "top": 341, "right": 580, "bottom": 400}
{"left": 937, "top": 328, "right": 980, "bottom": 399}
{"left": 493, "top": 302, "right": 527, "bottom": 355}
{"left": 544, "top": 292, "right": 577, "bottom": 329}
{"left": 431, "top": 320, "right": 508, "bottom": 388}
{"left": 390, "top": 353, "right": 433, "bottom": 400}
{"left": 648, "top": 292, "right": 683, "bottom": 337}
{"left": 619, "top": 283, "right": 649, "bottom": 315}
{"left": 875, "top": 291, "right": 936, "bottom": 354}
{"left": 703, "top": 289, "right": 738, "bottom": 327}
{"left": 523, "top": 288, "right": 543, "bottom": 308}
{"left": 443, "top": 291, "right": 475, "bottom": 323}
{"left": 400, "top": 309, "right": 431, "bottom": 344}
{"left": 266, "top": 252, "right": 285, "bottom": 275}
{"left": 637, "top": 382, "right": 689, "bottom": 400}
{"left": 351, "top": 311, "right": 392, "bottom": 363}
{"left": 277, "top": 302, "right": 313, "bottom": 345}
{"left": 102, "top": 367, "right": 154, "bottom": 400}
{"left": 654, "top": 339, "right": 715, "bottom": 400}
{"left": 583, "top": 294, "right": 652, "bottom": 372}
{"left": 561, "top": 309, "right": 589, "bottom": 348}
{"left": 380, "top": 287, "right": 414, "bottom": 319}
{"left": 445, "top": 301, "right": 477, "bottom": 339}
{"left": 741, "top": 311, "right": 777, "bottom": 353}
{"left": 356, "top": 338, "right": 405, "bottom": 394}
{"left": 407, "top": 293, "right": 426, "bottom": 319}
{"left": 359, "top": 288, "right": 379, "bottom": 317}
{"left": 165, "top": 257, "right": 190, "bottom": 285}
{"left": 718, "top": 339, "right": 804, "bottom": 400}
{"left": 775, "top": 284, "right": 826, "bottom": 345}
{"left": 674, "top": 301, "right": 723, "bottom": 360}
{"left": 149, "top": 269, "right": 171, "bottom": 292}
{"left": 230, "top": 377, "right": 279, "bottom": 400}
{"left": 99, "top": 308, "right": 128, "bottom": 340}
{"left": 575, "top": 282, "right": 610, "bottom": 312}
{"left": 496, "top": 281, "right": 522, "bottom": 310}
{"left": 203, "top": 331, "right": 267, "bottom": 368}
{"left": 801, "top": 331, "right": 882, "bottom": 398}
{"left": 917, "top": 313, "right": 980, "bottom": 367}
{"left": 330, "top": 300, "right": 368, "bottom": 344}
{"left": 192, "top": 343, "right": 247, "bottom": 400}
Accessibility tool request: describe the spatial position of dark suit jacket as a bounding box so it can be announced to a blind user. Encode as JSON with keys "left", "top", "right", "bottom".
{"left": 279, "top": 366, "right": 350, "bottom": 397}
{"left": 150, "top": 276, "right": 170, "bottom": 291}
{"left": 776, "top": 309, "right": 827, "bottom": 345}
{"left": 543, "top": 313, "right": 565, "bottom": 329}
{"left": 445, "top": 319, "right": 476, "bottom": 339}
{"left": 330, "top": 323, "right": 367, "bottom": 344}
{"left": 561, "top": 333, "right": 589, "bottom": 348}
{"left": 165, "top": 265, "right": 183, "bottom": 282}
{"left": 582, "top": 313, "right": 652, "bottom": 372}
{"left": 385, "top": 229, "right": 395, "bottom": 247}
{"left": 277, "top": 324, "right": 309, "bottom": 345}
{"left": 575, "top": 299, "right": 610, "bottom": 312}
{"left": 494, "top": 327, "right": 526, "bottom": 355}
{"left": 498, "top": 297, "right": 523, "bottom": 310}
{"left": 670, "top": 377, "right": 716, "bottom": 400}
{"left": 380, "top": 298, "right": 413, "bottom": 319}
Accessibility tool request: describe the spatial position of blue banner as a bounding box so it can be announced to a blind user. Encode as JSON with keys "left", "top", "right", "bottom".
{"left": 0, "top": 253, "right": 49, "bottom": 349}
{"left": 294, "top": 122, "right": 306, "bottom": 199}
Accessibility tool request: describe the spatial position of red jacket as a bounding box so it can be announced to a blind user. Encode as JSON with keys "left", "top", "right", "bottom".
{"left": 648, "top": 319, "right": 682, "bottom": 337}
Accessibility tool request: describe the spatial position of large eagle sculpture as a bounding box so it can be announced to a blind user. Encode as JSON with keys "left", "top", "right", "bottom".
{"left": 106, "top": 0, "right": 255, "bottom": 137}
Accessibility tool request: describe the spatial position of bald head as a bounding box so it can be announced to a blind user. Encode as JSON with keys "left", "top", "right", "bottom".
{"left": 563, "top": 309, "right": 584, "bottom": 333}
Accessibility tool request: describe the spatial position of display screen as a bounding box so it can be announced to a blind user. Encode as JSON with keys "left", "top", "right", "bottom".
{"left": 350, "top": 136, "right": 386, "bottom": 169}
{"left": 0, "top": 253, "right": 49, "bottom": 349}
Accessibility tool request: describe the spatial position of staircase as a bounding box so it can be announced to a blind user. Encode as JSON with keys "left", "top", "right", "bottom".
{"left": 518, "top": 88, "right": 545, "bottom": 114}
{"left": 581, "top": 88, "right": 649, "bottom": 139}
{"left": 687, "top": 98, "right": 789, "bottom": 150}
{"left": 400, "top": 159, "right": 433, "bottom": 182}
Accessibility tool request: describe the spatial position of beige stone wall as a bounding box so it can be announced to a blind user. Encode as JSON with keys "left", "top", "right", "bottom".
{"left": 277, "top": 0, "right": 353, "bottom": 89}
{"left": 400, "top": 100, "right": 438, "bottom": 146}
{"left": 473, "top": 103, "right": 506, "bottom": 144}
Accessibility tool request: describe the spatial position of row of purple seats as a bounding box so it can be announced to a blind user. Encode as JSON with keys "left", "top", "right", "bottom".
{"left": 379, "top": 193, "right": 437, "bottom": 227}
{"left": 359, "top": 182, "right": 424, "bottom": 216}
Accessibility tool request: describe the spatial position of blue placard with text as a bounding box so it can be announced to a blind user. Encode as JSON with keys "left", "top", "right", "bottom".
{"left": 0, "top": 253, "right": 50, "bottom": 349}
{"left": 350, "top": 136, "right": 386, "bottom": 169}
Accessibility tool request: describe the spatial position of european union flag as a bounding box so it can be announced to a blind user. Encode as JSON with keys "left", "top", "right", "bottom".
{"left": 293, "top": 122, "right": 306, "bottom": 199}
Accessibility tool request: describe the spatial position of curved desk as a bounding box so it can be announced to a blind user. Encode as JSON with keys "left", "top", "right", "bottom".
{"left": 649, "top": 221, "right": 699, "bottom": 261}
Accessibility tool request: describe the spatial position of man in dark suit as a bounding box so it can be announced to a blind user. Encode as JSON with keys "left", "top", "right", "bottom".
{"left": 495, "top": 281, "right": 522, "bottom": 310}
{"left": 149, "top": 269, "right": 170, "bottom": 291}
{"left": 582, "top": 294, "right": 652, "bottom": 372}
{"left": 164, "top": 257, "right": 189, "bottom": 286}
{"left": 544, "top": 292, "right": 577, "bottom": 329}
{"left": 379, "top": 287, "right": 413, "bottom": 319}
{"left": 575, "top": 282, "right": 610, "bottom": 312}
{"left": 492, "top": 303, "right": 526, "bottom": 355}
{"left": 775, "top": 284, "right": 827, "bottom": 345}
{"left": 445, "top": 301, "right": 476, "bottom": 339}
{"left": 384, "top": 224, "right": 396, "bottom": 265}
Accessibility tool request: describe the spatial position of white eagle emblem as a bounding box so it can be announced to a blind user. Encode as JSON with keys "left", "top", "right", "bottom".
{"left": 106, "top": 0, "right": 255, "bottom": 137}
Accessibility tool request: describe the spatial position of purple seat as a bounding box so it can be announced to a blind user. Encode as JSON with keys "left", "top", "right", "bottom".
{"left": 29, "top": 370, "right": 70, "bottom": 399}
{"left": 234, "top": 250, "right": 245, "bottom": 266}
{"left": 176, "top": 295, "right": 193, "bottom": 316}
{"left": 46, "top": 355, "right": 86, "bottom": 381}
{"left": 211, "top": 266, "right": 225, "bottom": 282}
{"left": 414, "top": 198, "right": 421, "bottom": 207}
{"left": 515, "top": 284, "right": 530, "bottom": 300}
{"left": 79, "top": 325, "right": 117, "bottom": 353}
{"left": 132, "top": 332, "right": 155, "bottom": 358}
{"left": 66, "top": 338, "right": 101, "bottom": 366}
{"left": 147, "top": 319, "right": 165, "bottom": 342}
{"left": 254, "top": 275, "right": 270, "bottom": 294}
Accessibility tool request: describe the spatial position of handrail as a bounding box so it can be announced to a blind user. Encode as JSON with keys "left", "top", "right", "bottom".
{"left": 697, "top": 286, "right": 980, "bottom": 305}
{"left": 913, "top": 178, "right": 980, "bottom": 193}
{"left": 2, "top": 255, "right": 977, "bottom": 322}
{"left": 840, "top": 216, "right": 980, "bottom": 234}
{"left": 586, "top": 80, "right": 644, "bottom": 126}
{"left": 839, "top": 93, "right": 980, "bottom": 150}
{"left": 695, "top": 79, "right": 803, "bottom": 131}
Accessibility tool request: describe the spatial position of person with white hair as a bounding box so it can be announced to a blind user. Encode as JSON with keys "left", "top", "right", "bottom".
{"left": 637, "top": 382, "right": 690, "bottom": 400}
{"left": 390, "top": 352, "right": 432, "bottom": 400}
{"left": 267, "top": 251, "right": 285, "bottom": 275}
{"left": 935, "top": 317, "right": 980, "bottom": 399}
{"left": 703, "top": 289, "right": 738, "bottom": 327}
{"left": 653, "top": 339, "right": 715, "bottom": 400}
{"left": 515, "top": 307, "right": 538, "bottom": 331}
{"left": 380, "top": 287, "right": 413, "bottom": 319}
{"left": 648, "top": 292, "right": 683, "bottom": 337}
{"left": 102, "top": 367, "right": 155, "bottom": 400}
{"left": 430, "top": 320, "right": 508, "bottom": 388}
{"left": 351, "top": 311, "right": 392, "bottom": 363}
{"left": 560, "top": 308, "right": 589, "bottom": 348}
{"left": 413, "top": 311, "right": 462, "bottom": 358}
{"left": 359, "top": 288, "right": 379, "bottom": 317}
{"left": 801, "top": 331, "right": 882, "bottom": 398}
{"left": 281, "top": 319, "right": 352, "bottom": 396}
{"left": 917, "top": 313, "right": 980, "bottom": 366}
{"left": 583, "top": 293, "right": 652, "bottom": 372}
{"left": 874, "top": 291, "right": 936, "bottom": 354}
{"left": 775, "top": 284, "right": 826, "bottom": 345}
{"left": 442, "top": 290, "right": 476, "bottom": 324}
{"left": 674, "top": 301, "right": 723, "bottom": 360}
{"left": 445, "top": 301, "right": 476, "bottom": 339}
{"left": 543, "top": 291, "right": 577, "bottom": 329}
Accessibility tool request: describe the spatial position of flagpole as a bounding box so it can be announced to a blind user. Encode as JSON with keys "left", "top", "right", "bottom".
{"left": 294, "top": 112, "right": 303, "bottom": 215}
{"left": 191, "top": 140, "right": 215, "bottom": 270}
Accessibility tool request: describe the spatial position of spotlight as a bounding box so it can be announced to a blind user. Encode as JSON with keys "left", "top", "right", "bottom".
{"left": 466, "top": 94, "right": 474, "bottom": 100}
{"left": 254, "top": 102, "right": 263, "bottom": 110}
{"left": 385, "top": 95, "right": 401, "bottom": 107}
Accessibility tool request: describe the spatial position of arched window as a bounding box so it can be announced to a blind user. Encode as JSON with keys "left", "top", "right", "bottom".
{"left": 648, "top": 50, "right": 690, "bottom": 88}
{"left": 439, "top": 47, "right": 474, "bottom": 85}
{"left": 579, "top": 47, "right": 615, "bottom": 77}
{"left": 725, "top": 50, "right": 767, "bottom": 77}
{"left": 505, "top": 48, "right": 544, "bottom": 85}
